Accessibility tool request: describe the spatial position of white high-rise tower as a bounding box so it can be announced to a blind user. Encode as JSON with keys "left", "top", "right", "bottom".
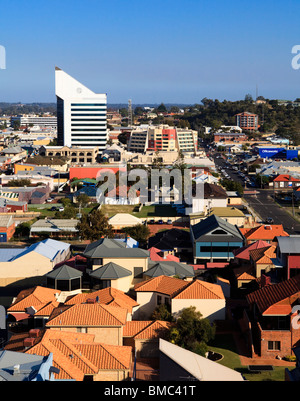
{"left": 55, "top": 67, "right": 107, "bottom": 148}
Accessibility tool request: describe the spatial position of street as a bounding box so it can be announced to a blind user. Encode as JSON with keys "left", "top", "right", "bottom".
{"left": 209, "top": 150, "right": 300, "bottom": 235}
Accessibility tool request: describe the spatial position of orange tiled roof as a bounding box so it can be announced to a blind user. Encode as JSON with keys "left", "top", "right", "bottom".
{"left": 134, "top": 275, "right": 189, "bottom": 297}
{"left": 25, "top": 330, "right": 131, "bottom": 381}
{"left": 123, "top": 320, "right": 172, "bottom": 339}
{"left": 46, "top": 303, "right": 128, "bottom": 327}
{"left": 273, "top": 174, "right": 300, "bottom": 182}
{"left": 65, "top": 287, "right": 138, "bottom": 312}
{"left": 8, "top": 286, "right": 60, "bottom": 313}
{"left": 242, "top": 225, "right": 289, "bottom": 241}
{"left": 237, "top": 272, "right": 256, "bottom": 281}
{"left": 34, "top": 301, "right": 60, "bottom": 317}
{"left": 173, "top": 279, "right": 224, "bottom": 300}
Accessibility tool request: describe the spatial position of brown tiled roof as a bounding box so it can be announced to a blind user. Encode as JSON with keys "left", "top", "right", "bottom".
{"left": 246, "top": 274, "right": 300, "bottom": 315}
{"left": 46, "top": 303, "right": 128, "bottom": 327}
{"left": 249, "top": 245, "right": 277, "bottom": 264}
{"left": 134, "top": 275, "right": 189, "bottom": 297}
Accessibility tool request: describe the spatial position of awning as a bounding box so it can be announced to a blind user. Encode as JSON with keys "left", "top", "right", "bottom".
{"left": 271, "top": 258, "right": 284, "bottom": 268}
{"left": 8, "top": 312, "right": 31, "bottom": 321}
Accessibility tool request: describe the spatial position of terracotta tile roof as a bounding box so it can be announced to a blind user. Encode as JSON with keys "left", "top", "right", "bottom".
{"left": 242, "top": 225, "right": 289, "bottom": 241}
{"left": 246, "top": 274, "right": 300, "bottom": 315}
{"left": 8, "top": 286, "right": 60, "bottom": 313}
{"left": 64, "top": 287, "right": 138, "bottom": 312}
{"left": 46, "top": 303, "right": 128, "bottom": 327}
{"left": 237, "top": 272, "right": 256, "bottom": 281}
{"left": 273, "top": 174, "right": 300, "bottom": 182}
{"left": 148, "top": 247, "right": 180, "bottom": 262}
{"left": 249, "top": 245, "right": 277, "bottom": 264}
{"left": 134, "top": 275, "right": 189, "bottom": 297}
{"left": 25, "top": 330, "right": 131, "bottom": 381}
{"left": 123, "top": 320, "right": 172, "bottom": 339}
{"left": 233, "top": 240, "right": 270, "bottom": 261}
{"left": 34, "top": 301, "right": 60, "bottom": 317}
{"left": 173, "top": 279, "right": 225, "bottom": 300}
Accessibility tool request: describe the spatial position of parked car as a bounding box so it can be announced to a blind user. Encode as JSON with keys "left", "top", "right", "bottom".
{"left": 167, "top": 219, "right": 172, "bottom": 225}
{"left": 158, "top": 219, "right": 164, "bottom": 224}
{"left": 148, "top": 219, "right": 155, "bottom": 224}
{"left": 51, "top": 206, "right": 57, "bottom": 211}
{"left": 58, "top": 206, "right": 64, "bottom": 212}
{"left": 266, "top": 217, "right": 274, "bottom": 224}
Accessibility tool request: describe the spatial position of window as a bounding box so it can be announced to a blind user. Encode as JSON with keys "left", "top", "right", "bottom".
{"left": 165, "top": 297, "right": 170, "bottom": 306}
{"left": 77, "top": 327, "right": 87, "bottom": 333}
{"left": 268, "top": 341, "right": 280, "bottom": 351}
{"left": 93, "top": 258, "right": 103, "bottom": 265}
{"left": 157, "top": 295, "right": 162, "bottom": 305}
{"left": 134, "top": 266, "right": 143, "bottom": 278}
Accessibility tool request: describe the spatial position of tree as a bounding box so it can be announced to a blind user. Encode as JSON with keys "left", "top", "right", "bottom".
{"left": 76, "top": 209, "right": 113, "bottom": 241}
{"left": 76, "top": 193, "right": 90, "bottom": 208}
{"left": 151, "top": 304, "right": 174, "bottom": 322}
{"left": 169, "top": 306, "right": 215, "bottom": 356}
{"left": 123, "top": 224, "right": 150, "bottom": 247}
{"left": 156, "top": 103, "right": 167, "bottom": 113}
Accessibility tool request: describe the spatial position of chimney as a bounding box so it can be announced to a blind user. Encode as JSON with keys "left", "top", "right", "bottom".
{"left": 261, "top": 274, "right": 271, "bottom": 287}
{"left": 13, "top": 365, "right": 20, "bottom": 375}
{"left": 24, "top": 337, "right": 36, "bottom": 348}
{"left": 86, "top": 298, "right": 96, "bottom": 304}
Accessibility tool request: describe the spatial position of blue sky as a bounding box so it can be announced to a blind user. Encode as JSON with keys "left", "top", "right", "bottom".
{"left": 1, "top": 0, "right": 300, "bottom": 103}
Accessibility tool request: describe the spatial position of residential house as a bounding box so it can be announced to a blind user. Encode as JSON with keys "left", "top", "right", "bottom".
{"left": 272, "top": 174, "right": 300, "bottom": 191}
{"left": 25, "top": 329, "right": 132, "bottom": 381}
{"left": 0, "top": 215, "right": 15, "bottom": 242}
{"left": 83, "top": 238, "right": 149, "bottom": 290}
{"left": 0, "top": 238, "right": 71, "bottom": 289}
{"left": 191, "top": 183, "right": 228, "bottom": 214}
{"left": 249, "top": 245, "right": 278, "bottom": 279}
{"left": 171, "top": 278, "right": 226, "bottom": 322}
{"left": 30, "top": 219, "right": 79, "bottom": 239}
{"left": 275, "top": 236, "right": 300, "bottom": 279}
{"left": 233, "top": 240, "right": 270, "bottom": 266}
{"left": 46, "top": 264, "right": 83, "bottom": 293}
{"left": 133, "top": 275, "right": 189, "bottom": 319}
{"left": 7, "top": 286, "right": 61, "bottom": 327}
{"left": 245, "top": 274, "right": 300, "bottom": 359}
{"left": 0, "top": 198, "right": 28, "bottom": 213}
{"left": 144, "top": 259, "right": 195, "bottom": 280}
{"left": 148, "top": 228, "right": 192, "bottom": 258}
{"left": 46, "top": 303, "right": 128, "bottom": 346}
{"left": 190, "top": 215, "right": 244, "bottom": 264}
{"left": 189, "top": 207, "right": 247, "bottom": 228}
{"left": 133, "top": 275, "right": 225, "bottom": 322}
{"left": 108, "top": 213, "right": 143, "bottom": 233}
{"left": 159, "top": 339, "right": 244, "bottom": 381}
{"left": 240, "top": 224, "right": 289, "bottom": 246}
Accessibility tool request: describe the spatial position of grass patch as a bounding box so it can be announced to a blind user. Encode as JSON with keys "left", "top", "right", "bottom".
{"left": 100, "top": 204, "right": 177, "bottom": 218}
{"left": 208, "top": 334, "right": 287, "bottom": 381}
